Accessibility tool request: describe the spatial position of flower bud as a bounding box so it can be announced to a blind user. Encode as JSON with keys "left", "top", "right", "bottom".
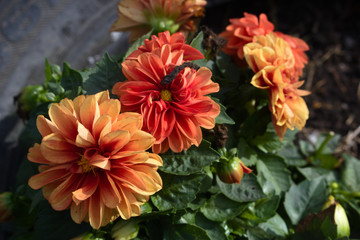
{"left": 322, "top": 195, "right": 350, "bottom": 238}
{"left": 15, "top": 84, "right": 47, "bottom": 120}
{"left": 111, "top": 220, "right": 139, "bottom": 240}
{"left": 0, "top": 192, "right": 13, "bottom": 222}
{"left": 215, "top": 157, "right": 252, "bottom": 184}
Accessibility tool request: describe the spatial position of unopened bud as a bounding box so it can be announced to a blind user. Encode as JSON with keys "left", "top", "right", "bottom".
{"left": 215, "top": 157, "right": 252, "bottom": 184}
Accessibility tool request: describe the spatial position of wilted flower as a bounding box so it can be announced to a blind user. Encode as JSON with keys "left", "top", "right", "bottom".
{"left": 112, "top": 35, "right": 220, "bottom": 153}
{"left": 27, "top": 91, "right": 163, "bottom": 229}
{"left": 111, "top": 220, "right": 139, "bottom": 240}
{"left": 0, "top": 192, "right": 13, "bottom": 222}
{"left": 110, "top": 0, "right": 207, "bottom": 41}
{"left": 244, "top": 33, "right": 310, "bottom": 139}
{"left": 126, "top": 31, "right": 204, "bottom": 61}
{"left": 220, "top": 12, "right": 274, "bottom": 60}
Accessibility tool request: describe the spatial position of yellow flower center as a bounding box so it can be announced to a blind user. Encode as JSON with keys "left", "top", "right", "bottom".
{"left": 160, "top": 89, "right": 172, "bottom": 101}
{"left": 78, "top": 155, "right": 96, "bottom": 174}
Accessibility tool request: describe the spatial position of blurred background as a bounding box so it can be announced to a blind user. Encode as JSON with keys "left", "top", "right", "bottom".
{"left": 0, "top": 0, "right": 359, "bottom": 196}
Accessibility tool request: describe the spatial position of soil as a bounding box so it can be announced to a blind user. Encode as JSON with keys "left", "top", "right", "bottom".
{"left": 201, "top": 0, "right": 360, "bottom": 158}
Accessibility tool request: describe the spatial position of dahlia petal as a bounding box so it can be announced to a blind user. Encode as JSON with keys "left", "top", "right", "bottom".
{"left": 110, "top": 167, "right": 147, "bottom": 192}
{"left": 89, "top": 190, "right": 104, "bottom": 229}
{"left": 95, "top": 90, "right": 110, "bottom": 105}
{"left": 49, "top": 174, "right": 81, "bottom": 211}
{"left": 49, "top": 103, "right": 78, "bottom": 141}
{"left": 116, "top": 186, "right": 132, "bottom": 220}
{"left": 112, "top": 152, "right": 149, "bottom": 165}
{"left": 121, "top": 130, "right": 155, "bottom": 152}
{"left": 131, "top": 204, "right": 141, "bottom": 217}
{"left": 131, "top": 165, "right": 163, "bottom": 190}
{"left": 100, "top": 173, "right": 121, "bottom": 208}
{"left": 188, "top": 67, "right": 212, "bottom": 90}
{"left": 181, "top": 44, "right": 205, "bottom": 61}
{"left": 70, "top": 200, "right": 89, "bottom": 224}
{"left": 27, "top": 144, "right": 51, "bottom": 164}
{"left": 73, "top": 95, "right": 85, "bottom": 119}
{"left": 99, "top": 130, "right": 131, "bottom": 154}
{"left": 113, "top": 112, "right": 143, "bottom": 135}
{"left": 145, "top": 153, "right": 163, "bottom": 166}
{"left": 80, "top": 95, "right": 100, "bottom": 131}
{"left": 36, "top": 115, "right": 56, "bottom": 137}
{"left": 99, "top": 99, "right": 121, "bottom": 123}
{"left": 196, "top": 116, "right": 215, "bottom": 129}
{"left": 28, "top": 167, "right": 70, "bottom": 190}
{"left": 40, "top": 133, "right": 80, "bottom": 164}
{"left": 59, "top": 98, "right": 75, "bottom": 113}
{"left": 168, "top": 127, "right": 184, "bottom": 153}
{"left": 72, "top": 173, "right": 99, "bottom": 204}
{"left": 42, "top": 181, "right": 58, "bottom": 200}
{"left": 75, "top": 122, "right": 96, "bottom": 148}
{"left": 93, "top": 115, "right": 112, "bottom": 142}
{"left": 159, "top": 109, "right": 175, "bottom": 138}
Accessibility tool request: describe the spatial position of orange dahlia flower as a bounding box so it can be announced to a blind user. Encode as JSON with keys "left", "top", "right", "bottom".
{"left": 243, "top": 33, "right": 295, "bottom": 74}
{"left": 274, "top": 31, "right": 309, "bottom": 78}
{"left": 219, "top": 12, "right": 274, "bottom": 60}
{"left": 244, "top": 34, "right": 310, "bottom": 139}
{"left": 112, "top": 44, "right": 220, "bottom": 153}
{"left": 126, "top": 31, "right": 204, "bottom": 61}
{"left": 252, "top": 66, "right": 310, "bottom": 139}
{"left": 110, "top": 0, "right": 207, "bottom": 41}
{"left": 27, "top": 91, "right": 162, "bottom": 229}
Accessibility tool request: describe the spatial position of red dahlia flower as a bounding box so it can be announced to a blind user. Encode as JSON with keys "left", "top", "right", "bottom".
{"left": 126, "top": 31, "right": 204, "bottom": 61}
{"left": 27, "top": 91, "right": 162, "bottom": 229}
{"left": 112, "top": 45, "right": 220, "bottom": 153}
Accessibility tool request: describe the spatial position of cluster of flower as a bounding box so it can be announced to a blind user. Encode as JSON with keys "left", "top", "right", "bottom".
{"left": 23, "top": 0, "right": 311, "bottom": 234}
{"left": 221, "top": 12, "right": 310, "bottom": 139}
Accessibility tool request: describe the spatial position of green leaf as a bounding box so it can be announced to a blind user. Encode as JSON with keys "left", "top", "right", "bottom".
{"left": 60, "top": 62, "right": 83, "bottom": 99}
{"left": 213, "top": 98, "right": 235, "bottom": 125}
{"left": 194, "top": 213, "right": 227, "bottom": 240}
{"left": 256, "top": 155, "right": 291, "bottom": 195}
{"left": 201, "top": 193, "right": 248, "bottom": 222}
{"left": 237, "top": 138, "right": 258, "bottom": 166}
{"left": 215, "top": 51, "right": 241, "bottom": 84}
{"left": 254, "top": 195, "right": 280, "bottom": 220}
{"left": 246, "top": 213, "right": 289, "bottom": 239}
{"left": 250, "top": 123, "right": 289, "bottom": 153}
{"left": 190, "top": 31, "right": 207, "bottom": 67}
{"left": 163, "top": 223, "right": 211, "bottom": 240}
{"left": 160, "top": 140, "right": 219, "bottom": 175}
{"left": 277, "top": 141, "right": 307, "bottom": 167}
{"left": 179, "top": 212, "right": 227, "bottom": 240}
{"left": 82, "top": 53, "right": 124, "bottom": 95}
{"left": 298, "top": 167, "right": 337, "bottom": 184}
{"left": 341, "top": 154, "right": 360, "bottom": 192}
{"left": 123, "top": 31, "right": 152, "bottom": 60}
{"left": 284, "top": 177, "right": 327, "bottom": 225}
{"left": 257, "top": 213, "right": 288, "bottom": 238}
{"left": 151, "top": 173, "right": 205, "bottom": 211}
{"left": 217, "top": 174, "right": 266, "bottom": 203}
{"left": 240, "top": 107, "right": 270, "bottom": 140}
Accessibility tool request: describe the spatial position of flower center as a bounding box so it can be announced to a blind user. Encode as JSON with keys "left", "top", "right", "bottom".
{"left": 78, "top": 155, "right": 96, "bottom": 174}
{"left": 160, "top": 89, "right": 172, "bottom": 101}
